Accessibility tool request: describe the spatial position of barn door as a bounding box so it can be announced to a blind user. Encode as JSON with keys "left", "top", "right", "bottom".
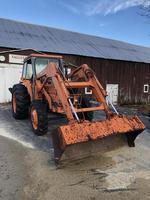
{"left": 0, "top": 64, "right": 22, "bottom": 103}
{"left": 106, "top": 84, "right": 119, "bottom": 105}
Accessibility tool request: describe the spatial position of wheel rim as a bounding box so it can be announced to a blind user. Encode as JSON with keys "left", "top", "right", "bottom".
{"left": 12, "top": 94, "right": 16, "bottom": 113}
{"left": 31, "top": 107, "right": 38, "bottom": 130}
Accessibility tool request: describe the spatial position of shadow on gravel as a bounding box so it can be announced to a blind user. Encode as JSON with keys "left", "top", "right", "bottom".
{"left": 0, "top": 104, "right": 67, "bottom": 152}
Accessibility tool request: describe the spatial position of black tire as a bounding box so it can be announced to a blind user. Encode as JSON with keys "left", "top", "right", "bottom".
{"left": 30, "top": 100, "right": 48, "bottom": 136}
{"left": 11, "top": 84, "right": 30, "bottom": 119}
{"left": 78, "top": 96, "right": 93, "bottom": 121}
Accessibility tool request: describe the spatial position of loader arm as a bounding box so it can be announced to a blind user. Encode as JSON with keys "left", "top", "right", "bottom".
{"left": 68, "top": 64, "right": 111, "bottom": 117}
{"left": 36, "top": 63, "right": 112, "bottom": 121}
{"left": 35, "top": 63, "right": 74, "bottom": 121}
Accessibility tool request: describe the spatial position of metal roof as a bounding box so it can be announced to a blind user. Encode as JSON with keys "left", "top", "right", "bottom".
{"left": 0, "top": 18, "right": 150, "bottom": 63}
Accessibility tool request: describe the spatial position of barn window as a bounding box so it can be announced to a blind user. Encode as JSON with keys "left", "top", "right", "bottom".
{"left": 85, "top": 87, "right": 92, "bottom": 94}
{"left": 144, "top": 84, "right": 149, "bottom": 93}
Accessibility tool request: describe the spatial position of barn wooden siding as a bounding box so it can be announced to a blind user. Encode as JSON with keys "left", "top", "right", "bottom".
{"left": 0, "top": 48, "right": 150, "bottom": 105}
{"left": 63, "top": 55, "right": 150, "bottom": 105}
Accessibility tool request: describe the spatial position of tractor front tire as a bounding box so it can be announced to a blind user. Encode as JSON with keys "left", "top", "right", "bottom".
{"left": 30, "top": 100, "right": 48, "bottom": 136}
{"left": 11, "top": 84, "right": 30, "bottom": 119}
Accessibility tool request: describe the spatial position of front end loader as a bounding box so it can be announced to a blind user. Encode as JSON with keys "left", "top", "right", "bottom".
{"left": 9, "top": 54, "right": 145, "bottom": 165}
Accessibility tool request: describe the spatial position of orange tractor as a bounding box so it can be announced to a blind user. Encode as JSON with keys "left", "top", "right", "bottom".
{"left": 9, "top": 54, "right": 145, "bottom": 164}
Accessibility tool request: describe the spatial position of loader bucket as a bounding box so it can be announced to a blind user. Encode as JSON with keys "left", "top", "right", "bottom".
{"left": 52, "top": 115, "right": 145, "bottom": 165}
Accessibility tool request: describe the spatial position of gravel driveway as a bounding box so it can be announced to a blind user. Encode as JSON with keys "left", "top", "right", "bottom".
{"left": 0, "top": 104, "right": 150, "bottom": 200}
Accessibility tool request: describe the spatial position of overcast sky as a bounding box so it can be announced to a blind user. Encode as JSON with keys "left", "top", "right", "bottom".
{"left": 0, "top": 0, "right": 150, "bottom": 47}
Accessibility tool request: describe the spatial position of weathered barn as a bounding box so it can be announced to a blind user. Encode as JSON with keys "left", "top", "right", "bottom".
{"left": 0, "top": 18, "right": 150, "bottom": 104}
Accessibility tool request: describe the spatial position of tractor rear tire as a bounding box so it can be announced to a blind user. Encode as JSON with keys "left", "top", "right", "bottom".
{"left": 11, "top": 84, "right": 30, "bottom": 119}
{"left": 30, "top": 100, "right": 48, "bottom": 136}
{"left": 78, "top": 97, "right": 94, "bottom": 121}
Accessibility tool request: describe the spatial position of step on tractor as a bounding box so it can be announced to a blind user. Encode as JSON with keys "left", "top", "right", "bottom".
{"left": 9, "top": 54, "right": 145, "bottom": 165}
